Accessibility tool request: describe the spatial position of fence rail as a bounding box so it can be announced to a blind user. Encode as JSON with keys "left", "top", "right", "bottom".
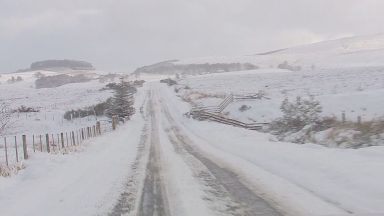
{"left": 217, "top": 94, "right": 234, "bottom": 113}
{"left": 192, "top": 94, "right": 234, "bottom": 114}
{"left": 190, "top": 110, "right": 268, "bottom": 131}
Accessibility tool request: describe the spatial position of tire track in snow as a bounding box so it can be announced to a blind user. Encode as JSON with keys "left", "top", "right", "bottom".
{"left": 109, "top": 125, "right": 149, "bottom": 216}
{"left": 137, "top": 91, "right": 170, "bottom": 216}
{"left": 166, "top": 131, "right": 244, "bottom": 216}
{"left": 109, "top": 91, "right": 151, "bottom": 216}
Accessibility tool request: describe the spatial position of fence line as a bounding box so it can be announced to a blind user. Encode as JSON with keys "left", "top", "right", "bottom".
{"left": 0, "top": 119, "right": 118, "bottom": 173}
{"left": 189, "top": 92, "right": 274, "bottom": 131}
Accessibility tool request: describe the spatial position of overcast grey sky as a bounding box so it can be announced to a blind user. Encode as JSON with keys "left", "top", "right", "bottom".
{"left": 1, "top": 0, "right": 384, "bottom": 72}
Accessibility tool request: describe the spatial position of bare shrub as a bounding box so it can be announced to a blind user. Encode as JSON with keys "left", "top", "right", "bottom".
{"left": 14, "top": 105, "right": 39, "bottom": 113}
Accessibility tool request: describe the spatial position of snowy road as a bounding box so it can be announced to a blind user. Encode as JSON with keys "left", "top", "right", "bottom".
{"left": 111, "top": 86, "right": 283, "bottom": 216}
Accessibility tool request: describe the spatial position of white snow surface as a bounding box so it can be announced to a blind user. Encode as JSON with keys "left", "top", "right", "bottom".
{"left": 1, "top": 80, "right": 384, "bottom": 215}
{"left": 0, "top": 118, "right": 144, "bottom": 216}
{"left": 179, "top": 68, "right": 384, "bottom": 123}
{"left": 0, "top": 70, "right": 113, "bottom": 136}
{"left": 159, "top": 83, "right": 384, "bottom": 215}
{"left": 0, "top": 81, "right": 146, "bottom": 216}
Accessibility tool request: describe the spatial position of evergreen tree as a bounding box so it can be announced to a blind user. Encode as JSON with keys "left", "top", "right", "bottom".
{"left": 107, "top": 78, "right": 135, "bottom": 119}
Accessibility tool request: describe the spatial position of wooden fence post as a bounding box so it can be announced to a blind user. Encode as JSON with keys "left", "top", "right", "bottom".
{"left": 51, "top": 134, "right": 55, "bottom": 152}
{"left": 22, "top": 135, "right": 28, "bottom": 160}
{"left": 72, "top": 131, "right": 75, "bottom": 146}
{"left": 66, "top": 132, "right": 69, "bottom": 147}
{"left": 33, "top": 135, "right": 35, "bottom": 153}
{"left": 112, "top": 115, "right": 117, "bottom": 130}
{"left": 46, "top": 134, "right": 50, "bottom": 153}
{"left": 70, "top": 132, "right": 74, "bottom": 146}
{"left": 4, "top": 137, "right": 8, "bottom": 166}
{"left": 96, "top": 121, "right": 101, "bottom": 135}
{"left": 14, "top": 136, "right": 19, "bottom": 162}
{"left": 57, "top": 134, "right": 60, "bottom": 150}
{"left": 40, "top": 135, "right": 43, "bottom": 152}
{"left": 61, "top": 133, "right": 65, "bottom": 148}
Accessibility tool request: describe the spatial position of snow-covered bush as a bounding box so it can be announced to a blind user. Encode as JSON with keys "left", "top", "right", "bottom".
{"left": 0, "top": 102, "right": 11, "bottom": 135}
{"left": 6, "top": 76, "right": 23, "bottom": 84}
{"left": 271, "top": 96, "right": 322, "bottom": 134}
{"left": 14, "top": 105, "right": 39, "bottom": 113}
{"left": 0, "top": 163, "right": 25, "bottom": 177}
{"left": 34, "top": 72, "right": 45, "bottom": 79}
{"left": 277, "top": 61, "right": 302, "bottom": 71}
{"left": 64, "top": 98, "right": 112, "bottom": 120}
{"left": 160, "top": 78, "right": 177, "bottom": 86}
{"left": 239, "top": 105, "right": 251, "bottom": 112}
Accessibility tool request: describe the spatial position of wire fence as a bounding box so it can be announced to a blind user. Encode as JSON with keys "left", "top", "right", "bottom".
{"left": 0, "top": 120, "right": 115, "bottom": 176}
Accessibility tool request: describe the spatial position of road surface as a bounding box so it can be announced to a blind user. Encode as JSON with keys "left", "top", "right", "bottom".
{"left": 110, "top": 85, "right": 283, "bottom": 216}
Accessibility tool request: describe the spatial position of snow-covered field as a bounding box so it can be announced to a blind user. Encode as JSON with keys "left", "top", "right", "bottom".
{"left": 0, "top": 70, "right": 121, "bottom": 171}
{"left": 0, "top": 70, "right": 113, "bottom": 136}
{"left": 0, "top": 100, "right": 145, "bottom": 216}
{"left": 0, "top": 82, "right": 147, "bottom": 215}
{"left": 178, "top": 68, "right": 384, "bottom": 125}
{"left": 151, "top": 34, "right": 384, "bottom": 126}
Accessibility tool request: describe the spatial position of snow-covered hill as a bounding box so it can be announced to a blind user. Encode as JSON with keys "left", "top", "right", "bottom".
{"left": 138, "top": 34, "right": 384, "bottom": 74}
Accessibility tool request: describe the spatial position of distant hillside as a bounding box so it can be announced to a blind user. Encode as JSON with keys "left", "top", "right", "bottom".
{"left": 136, "top": 34, "right": 384, "bottom": 74}
{"left": 30, "top": 60, "right": 95, "bottom": 71}
{"left": 134, "top": 60, "right": 258, "bottom": 75}
{"left": 15, "top": 59, "right": 95, "bottom": 73}
{"left": 35, "top": 74, "right": 92, "bottom": 89}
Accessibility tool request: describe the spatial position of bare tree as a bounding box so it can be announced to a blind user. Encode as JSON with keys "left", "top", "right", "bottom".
{"left": 0, "top": 102, "right": 11, "bottom": 135}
